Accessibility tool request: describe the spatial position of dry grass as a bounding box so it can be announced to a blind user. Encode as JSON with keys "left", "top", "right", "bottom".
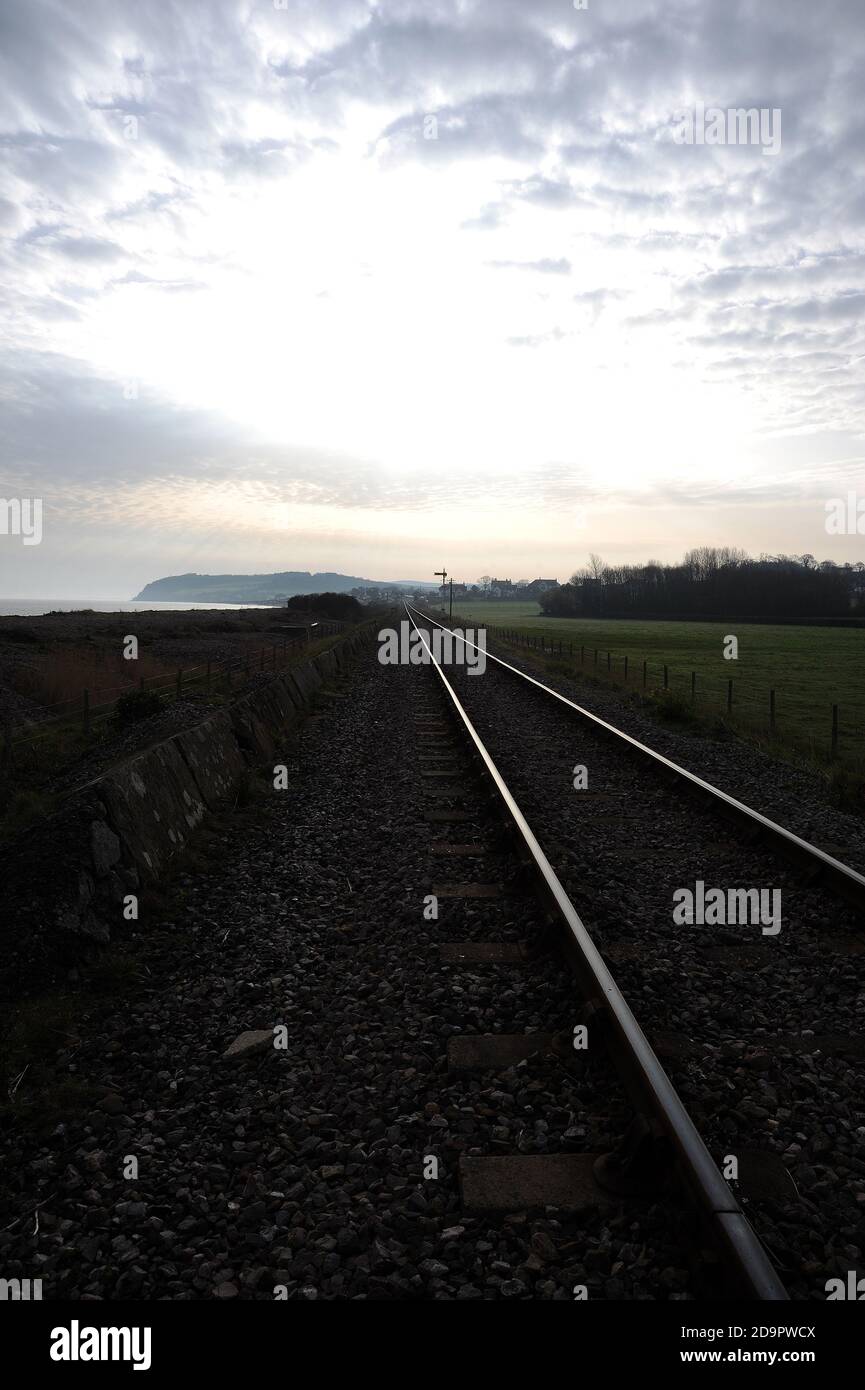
{"left": 9, "top": 646, "right": 173, "bottom": 713}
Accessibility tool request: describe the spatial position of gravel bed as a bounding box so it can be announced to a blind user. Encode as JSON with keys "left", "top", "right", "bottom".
{"left": 436, "top": 637, "right": 865, "bottom": 1300}
{"left": 0, "top": 648, "right": 705, "bottom": 1301}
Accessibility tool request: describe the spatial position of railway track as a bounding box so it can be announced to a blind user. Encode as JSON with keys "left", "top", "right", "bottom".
{"left": 406, "top": 604, "right": 865, "bottom": 1301}
{"left": 2, "top": 622, "right": 860, "bottom": 1306}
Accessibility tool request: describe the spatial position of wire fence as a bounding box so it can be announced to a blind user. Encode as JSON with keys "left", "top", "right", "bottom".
{"left": 1, "top": 621, "right": 345, "bottom": 768}
{"left": 465, "top": 619, "right": 865, "bottom": 766}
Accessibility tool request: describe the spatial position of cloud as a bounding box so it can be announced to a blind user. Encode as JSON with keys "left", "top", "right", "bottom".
{"left": 219, "top": 136, "right": 333, "bottom": 179}
{"left": 506, "top": 327, "right": 566, "bottom": 348}
{"left": 488, "top": 257, "right": 571, "bottom": 274}
{"left": 109, "top": 270, "right": 206, "bottom": 292}
{"left": 1, "top": 0, "right": 864, "bottom": 592}
{"left": 50, "top": 234, "right": 126, "bottom": 262}
{"left": 105, "top": 187, "right": 192, "bottom": 223}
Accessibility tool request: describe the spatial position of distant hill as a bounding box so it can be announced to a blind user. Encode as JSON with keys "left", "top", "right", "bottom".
{"left": 132, "top": 571, "right": 436, "bottom": 604}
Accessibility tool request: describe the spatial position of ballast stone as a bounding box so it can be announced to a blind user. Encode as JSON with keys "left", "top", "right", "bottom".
{"left": 223, "top": 1029, "right": 274, "bottom": 1060}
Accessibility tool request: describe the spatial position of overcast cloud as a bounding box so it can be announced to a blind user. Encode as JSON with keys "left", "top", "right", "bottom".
{"left": 1, "top": 0, "right": 863, "bottom": 594}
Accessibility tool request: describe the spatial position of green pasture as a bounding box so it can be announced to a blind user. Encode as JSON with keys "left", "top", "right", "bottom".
{"left": 444, "top": 601, "right": 865, "bottom": 766}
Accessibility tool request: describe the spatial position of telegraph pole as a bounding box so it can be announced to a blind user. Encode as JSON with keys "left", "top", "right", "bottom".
{"left": 449, "top": 578, "right": 453, "bottom": 620}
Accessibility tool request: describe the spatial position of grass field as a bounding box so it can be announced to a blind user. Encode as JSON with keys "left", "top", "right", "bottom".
{"left": 442, "top": 600, "right": 865, "bottom": 769}
{"left": 448, "top": 600, "right": 542, "bottom": 622}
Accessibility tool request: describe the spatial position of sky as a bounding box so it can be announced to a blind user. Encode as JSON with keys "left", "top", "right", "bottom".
{"left": 1, "top": 0, "right": 864, "bottom": 597}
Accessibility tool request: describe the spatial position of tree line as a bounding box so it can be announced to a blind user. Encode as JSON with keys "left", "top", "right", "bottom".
{"left": 285, "top": 592, "right": 365, "bottom": 622}
{"left": 540, "top": 549, "right": 865, "bottom": 620}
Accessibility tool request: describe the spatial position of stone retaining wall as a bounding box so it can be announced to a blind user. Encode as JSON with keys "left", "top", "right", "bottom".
{"left": 0, "top": 630, "right": 369, "bottom": 993}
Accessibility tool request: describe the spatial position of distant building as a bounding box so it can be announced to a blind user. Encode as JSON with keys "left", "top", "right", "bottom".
{"left": 481, "top": 576, "right": 557, "bottom": 600}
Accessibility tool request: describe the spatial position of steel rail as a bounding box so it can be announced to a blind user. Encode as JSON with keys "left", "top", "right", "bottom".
{"left": 406, "top": 604, "right": 865, "bottom": 908}
{"left": 405, "top": 606, "right": 787, "bottom": 1301}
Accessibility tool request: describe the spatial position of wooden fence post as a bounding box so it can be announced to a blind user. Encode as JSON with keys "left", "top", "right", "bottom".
{"left": 691, "top": 671, "right": 696, "bottom": 702}
{"left": 642, "top": 659, "right": 647, "bottom": 689}
{"left": 624, "top": 655, "right": 628, "bottom": 683}
{"left": 727, "top": 679, "right": 733, "bottom": 713}
{"left": 663, "top": 664, "right": 668, "bottom": 689}
{"left": 769, "top": 688, "right": 776, "bottom": 732}
{"left": 831, "top": 704, "right": 838, "bottom": 758}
